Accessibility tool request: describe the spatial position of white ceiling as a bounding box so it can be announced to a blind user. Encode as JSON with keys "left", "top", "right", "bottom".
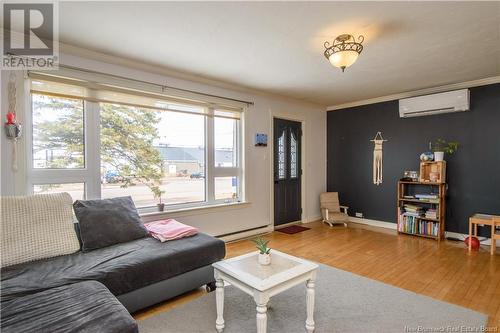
{"left": 58, "top": 1, "right": 500, "bottom": 107}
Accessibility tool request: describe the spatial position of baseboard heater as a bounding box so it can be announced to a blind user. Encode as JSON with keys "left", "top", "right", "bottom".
{"left": 217, "top": 225, "right": 269, "bottom": 238}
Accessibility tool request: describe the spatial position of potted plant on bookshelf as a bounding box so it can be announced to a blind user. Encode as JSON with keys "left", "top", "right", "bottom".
{"left": 252, "top": 237, "right": 271, "bottom": 265}
{"left": 432, "top": 139, "right": 459, "bottom": 161}
{"left": 152, "top": 187, "right": 166, "bottom": 212}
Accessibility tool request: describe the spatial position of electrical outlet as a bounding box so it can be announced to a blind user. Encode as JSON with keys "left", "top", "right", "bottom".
{"left": 355, "top": 212, "right": 364, "bottom": 218}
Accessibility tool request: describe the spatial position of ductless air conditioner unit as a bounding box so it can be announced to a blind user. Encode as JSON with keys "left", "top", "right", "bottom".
{"left": 399, "top": 89, "right": 470, "bottom": 118}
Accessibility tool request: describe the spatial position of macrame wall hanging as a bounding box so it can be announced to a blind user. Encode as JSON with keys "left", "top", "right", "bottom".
{"left": 370, "top": 132, "right": 387, "bottom": 186}
{"left": 5, "top": 72, "right": 22, "bottom": 172}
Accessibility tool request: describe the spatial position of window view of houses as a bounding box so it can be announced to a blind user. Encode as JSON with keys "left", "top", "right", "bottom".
{"left": 31, "top": 93, "right": 238, "bottom": 207}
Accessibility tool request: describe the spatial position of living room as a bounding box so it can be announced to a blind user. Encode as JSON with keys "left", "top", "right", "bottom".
{"left": 1, "top": 1, "right": 499, "bottom": 332}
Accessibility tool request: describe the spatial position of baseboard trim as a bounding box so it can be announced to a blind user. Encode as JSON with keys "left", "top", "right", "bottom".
{"left": 304, "top": 216, "right": 322, "bottom": 224}
{"left": 348, "top": 216, "right": 397, "bottom": 230}
{"left": 445, "top": 231, "right": 500, "bottom": 247}
{"left": 275, "top": 220, "right": 302, "bottom": 229}
{"left": 275, "top": 216, "right": 322, "bottom": 229}
{"left": 349, "top": 217, "right": 500, "bottom": 247}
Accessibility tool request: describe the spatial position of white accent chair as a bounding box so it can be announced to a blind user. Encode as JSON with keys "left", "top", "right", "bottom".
{"left": 320, "top": 192, "right": 349, "bottom": 227}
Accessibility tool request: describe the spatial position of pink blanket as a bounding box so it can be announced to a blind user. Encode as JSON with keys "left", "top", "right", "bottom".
{"left": 144, "top": 219, "right": 198, "bottom": 242}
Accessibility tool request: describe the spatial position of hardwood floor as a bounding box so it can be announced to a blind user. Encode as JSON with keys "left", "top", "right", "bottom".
{"left": 134, "top": 221, "right": 500, "bottom": 328}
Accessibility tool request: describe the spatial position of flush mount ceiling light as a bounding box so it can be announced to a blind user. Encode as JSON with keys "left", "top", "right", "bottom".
{"left": 324, "top": 34, "right": 364, "bottom": 72}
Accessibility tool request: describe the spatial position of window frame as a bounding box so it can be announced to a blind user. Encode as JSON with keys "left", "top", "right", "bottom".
{"left": 26, "top": 80, "right": 245, "bottom": 212}
{"left": 211, "top": 109, "right": 242, "bottom": 203}
{"left": 33, "top": 182, "right": 87, "bottom": 201}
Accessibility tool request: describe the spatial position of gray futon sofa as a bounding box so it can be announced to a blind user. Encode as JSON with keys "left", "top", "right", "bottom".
{"left": 1, "top": 232, "right": 226, "bottom": 332}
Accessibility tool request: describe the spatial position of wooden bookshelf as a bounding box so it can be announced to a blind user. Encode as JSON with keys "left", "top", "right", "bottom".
{"left": 397, "top": 181, "right": 446, "bottom": 241}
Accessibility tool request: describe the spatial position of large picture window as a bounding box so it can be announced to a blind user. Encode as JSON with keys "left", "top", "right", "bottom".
{"left": 27, "top": 75, "right": 244, "bottom": 210}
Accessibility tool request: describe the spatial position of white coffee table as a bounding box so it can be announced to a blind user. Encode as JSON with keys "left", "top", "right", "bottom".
{"left": 212, "top": 250, "right": 318, "bottom": 333}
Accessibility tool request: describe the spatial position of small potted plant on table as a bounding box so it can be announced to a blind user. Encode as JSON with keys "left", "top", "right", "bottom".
{"left": 252, "top": 237, "right": 271, "bottom": 265}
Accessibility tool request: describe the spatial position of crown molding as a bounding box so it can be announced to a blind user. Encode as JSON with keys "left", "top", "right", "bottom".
{"left": 326, "top": 76, "right": 500, "bottom": 111}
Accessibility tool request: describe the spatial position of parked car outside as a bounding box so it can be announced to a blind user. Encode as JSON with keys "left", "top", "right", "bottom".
{"left": 190, "top": 172, "right": 204, "bottom": 179}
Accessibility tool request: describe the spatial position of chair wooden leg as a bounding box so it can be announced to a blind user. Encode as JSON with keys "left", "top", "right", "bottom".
{"left": 322, "top": 220, "right": 333, "bottom": 227}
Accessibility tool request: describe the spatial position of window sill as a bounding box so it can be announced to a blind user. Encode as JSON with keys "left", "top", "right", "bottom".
{"left": 139, "top": 201, "right": 251, "bottom": 222}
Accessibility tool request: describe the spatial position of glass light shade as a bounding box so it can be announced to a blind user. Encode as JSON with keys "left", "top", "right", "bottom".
{"left": 328, "top": 50, "right": 359, "bottom": 70}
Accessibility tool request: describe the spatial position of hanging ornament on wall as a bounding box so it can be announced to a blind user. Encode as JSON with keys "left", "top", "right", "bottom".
{"left": 370, "top": 132, "right": 387, "bottom": 186}
{"left": 5, "top": 72, "right": 22, "bottom": 172}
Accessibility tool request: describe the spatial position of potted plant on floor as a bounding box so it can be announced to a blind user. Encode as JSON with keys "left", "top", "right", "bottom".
{"left": 252, "top": 237, "right": 271, "bottom": 265}
{"left": 432, "top": 139, "right": 459, "bottom": 161}
{"left": 152, "top": 187, "right": 166, "bottom": 212}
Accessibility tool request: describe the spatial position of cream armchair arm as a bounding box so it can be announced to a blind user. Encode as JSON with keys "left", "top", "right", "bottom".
{"left": 340, "top": 206, "right": 349, "bottom": 214}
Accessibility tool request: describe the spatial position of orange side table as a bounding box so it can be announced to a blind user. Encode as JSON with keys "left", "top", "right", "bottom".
{"left": 493, "top": 216, "right": 500, "bottom": 255}
{"left": 469, "top": 214, "right": 500, "bottom": 255}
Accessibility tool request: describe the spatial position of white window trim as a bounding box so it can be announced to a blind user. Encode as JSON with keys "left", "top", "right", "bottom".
{"left": 25, "top": 78, "right": 246, "bottom": 212}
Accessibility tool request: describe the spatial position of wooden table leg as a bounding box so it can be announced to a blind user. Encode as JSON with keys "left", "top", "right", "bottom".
{"left": 256, "top": 303, "right": 268, "bottom": 333}
{"left": 306, "top": 278, "right": 316, "bottom": 333}
{"left": 215, "top": 278, "right": 225, "bottom": 332}
{"left": 468, "top": 220, "right": 473, "bottom": 252}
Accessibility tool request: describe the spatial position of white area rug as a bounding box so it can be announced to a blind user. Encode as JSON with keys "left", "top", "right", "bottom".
{"left": 139, "top": 264, "right": 487, "bottom": 333}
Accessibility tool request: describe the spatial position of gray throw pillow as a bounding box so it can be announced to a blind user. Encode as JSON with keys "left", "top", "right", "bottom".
{"left": 73, "top": 196, "right": 149, "bottom": 252}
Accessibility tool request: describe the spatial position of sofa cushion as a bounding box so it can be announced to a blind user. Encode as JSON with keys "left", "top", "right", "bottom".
{"left": 0, "top": 193, "right": 81, "bottom": 268}
{"left": 73, "top": 196, "right": 148, "bottom": 251}
{"left": 1, "top": 233, "right": 226, "bottom": 302}
{"left": 1, "top": 281, "right": 138, "bottom": 333}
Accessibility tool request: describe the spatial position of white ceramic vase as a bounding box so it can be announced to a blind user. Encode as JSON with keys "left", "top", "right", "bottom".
{"left": 258, "top": 253, "right": 271, "bottom": 266}
{"left": 434, "top": 151, "right": 444, "bottom": 161}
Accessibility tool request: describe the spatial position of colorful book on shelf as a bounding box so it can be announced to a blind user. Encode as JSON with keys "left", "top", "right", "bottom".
{"left": 425, "top": 208, "right": 437, "bottom": 219}
{"left": 402, "top": 204, "right": 424, "bottom": 216}
{"left": 413, "top": 194, "right": 439, "bottom": 203}
{"left": 419, "top": 198, "right": 439, "bottom": 203}
{"left": 404, "top": 204, "right": 421, "bottom": 210}
{"left": 399, "top": 214, "right": 438, "bottom": 236}
{"left": 415, "top": 194, "right": 438, "bottom": 199}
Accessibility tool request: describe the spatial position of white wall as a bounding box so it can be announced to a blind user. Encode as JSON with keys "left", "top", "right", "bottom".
{"left": 0, "top": 51, "right": 326, "bottom": 237}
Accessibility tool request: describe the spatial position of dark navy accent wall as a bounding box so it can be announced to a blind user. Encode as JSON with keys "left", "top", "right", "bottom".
{"left": 327, "top": 83, "right": 500, "bottom": 235}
